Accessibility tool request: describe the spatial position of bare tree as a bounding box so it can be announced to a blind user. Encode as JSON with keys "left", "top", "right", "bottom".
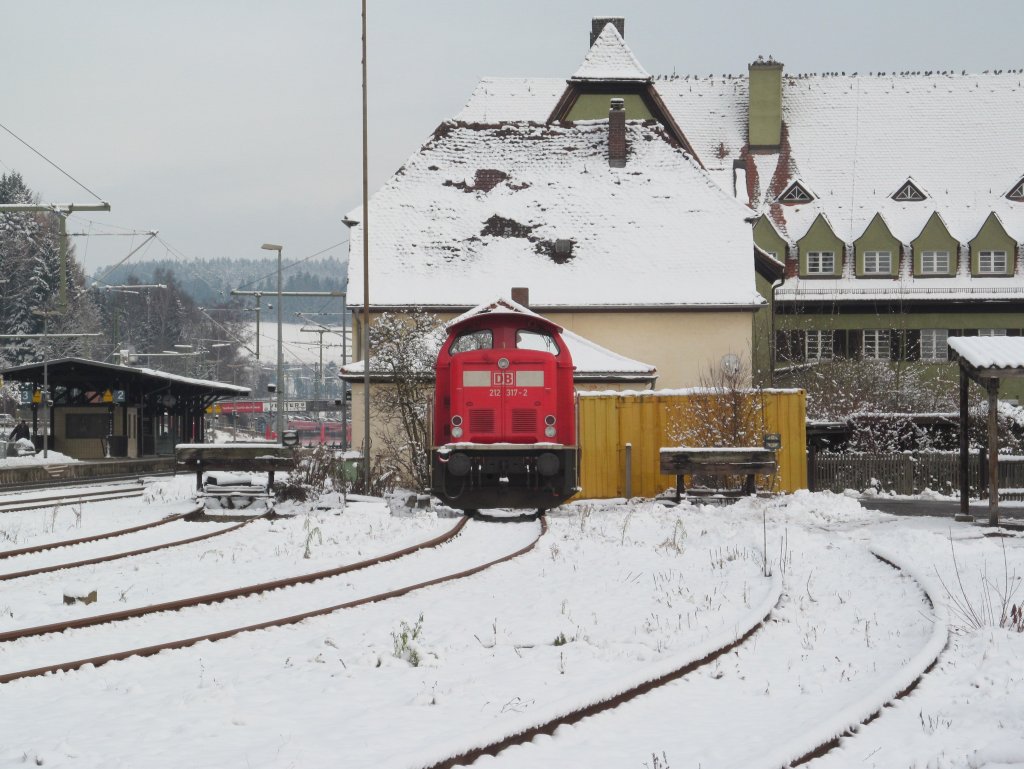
{"left": 367, "top": 310, "right": 445, "bottom": 491}
{"left": 671, "top": 354, "right": 767, "bottom": 448}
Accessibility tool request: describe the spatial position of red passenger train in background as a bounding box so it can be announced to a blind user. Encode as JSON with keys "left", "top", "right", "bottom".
{"left": 431, "top": 307, "right": 579, "bottom": 513}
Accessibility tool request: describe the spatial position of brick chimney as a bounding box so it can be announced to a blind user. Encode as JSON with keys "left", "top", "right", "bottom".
{"left": 609, "top": 98, "right": 627, "bottom": 168}
{"left": 511, "top": 287, "right": 529, "bottom": 307}
{"left": 590, "top": 16, "right": 624, "bottom": 46}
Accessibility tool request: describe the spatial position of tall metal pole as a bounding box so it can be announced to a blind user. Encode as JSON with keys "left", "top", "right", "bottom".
{"left": 361, "top": 0, "right": 371, "bottom": 487}
{"left": 277, "top": 248, "right": 284, "bottom": 440}
{"left": 261, "top": 243, "right": 285, "bottom": 441}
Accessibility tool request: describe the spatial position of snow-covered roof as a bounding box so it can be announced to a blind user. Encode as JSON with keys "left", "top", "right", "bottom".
{"left": 455, "top": 78, "right": 566, "bottom": 123}
{"left": 571, "top": 22, "right": 650, "bottom": 82}
{"left": 948, "top": 337, "right": 1024, "bottom": 371}
{"left": 346, "top": 121, "right": 758, "bottom": 309}
{"left": 655, "top": 71, "right": 1024, "bottom": 246}
{"left": 0, "top": 357, "right": 249, "bottom": 394}
{"left": 341, "top": 298, "right": 656, "bottom": 382}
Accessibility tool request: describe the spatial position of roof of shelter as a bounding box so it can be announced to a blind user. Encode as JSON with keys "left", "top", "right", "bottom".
{"left": 948, "top": 337, "right": 1024, "bottom": 375}
{"left": 0, "top": 358, "right": 250, "bottom": 397}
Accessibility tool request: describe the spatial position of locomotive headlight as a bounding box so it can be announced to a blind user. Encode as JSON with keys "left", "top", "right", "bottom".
{"left": 451, "top": 415, "right": 464, "bottom": 439}
{"left": 497, "top": 357, "right": 510, "bottom": 369}
{"left": 544, "top": 425, "right": 557, "bottom": 438}
{"left": 451, "top": 415, "right": 463, "bottom": 427}
{"left": 452, "top": 426, "right": 464, "bottom": 438}
{"left": 544, "top": 415, "right": 556, "bottom": 426}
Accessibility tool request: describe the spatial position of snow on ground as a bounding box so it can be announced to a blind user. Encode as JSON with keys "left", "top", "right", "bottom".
{"left": 0, "top": 482, "right": 1021, "bottom": 768}
{"left": 0, "top": 448, "right": 79, "bottom": 466}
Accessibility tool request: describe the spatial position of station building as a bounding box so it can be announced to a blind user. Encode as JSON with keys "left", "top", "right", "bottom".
{"left": 0, "top": 357, "right": 249, "bottom": 460}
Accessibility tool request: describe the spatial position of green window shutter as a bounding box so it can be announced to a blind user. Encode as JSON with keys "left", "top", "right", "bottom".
{"left": 849, "top": 330, "right": 863, "bottom": 358}
{"left": 890, "top": 330, "right": 901, "bottom": 361}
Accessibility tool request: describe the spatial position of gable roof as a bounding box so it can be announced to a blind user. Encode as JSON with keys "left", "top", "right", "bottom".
{"left": 571, "top": 22, "right": 651, "bottom": 82}
{"left": 346, "top": 120, "right": 758, "bottom": 309}
{"left": 342, "top": 298, "right": 657, "bottom": 383}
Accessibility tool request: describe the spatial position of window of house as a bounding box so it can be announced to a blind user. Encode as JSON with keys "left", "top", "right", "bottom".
{"left": 921, "top": 250, "right": 950, "bottom": 274}
{"left": 806, "top": 251, "right": 835, "bottom": 274}
{"left": 920, "top": 329, "right": 948, "bottom": 361}
{"left": 978, "top": 328, "right": 1007, "bottom": 336}
{"left": 892, "top": 181, "right": 927, "bottom": 201}
{"left": 863, "top": 330, "right": 891, "bottom": 360}
{"left": 1006, "top": 178, "right": 1024, "bottom": 202}
{"left": 978, "top": 250, "right": 1008, "bottom": 274}
{"left": 780, "top": 182, "right": 813, "bottom": 204}
{"left": 863, "top": 251, "right": 892, "bottom": 274}
{"left": 805, "top": 330, "right": 834, "bottom": 360}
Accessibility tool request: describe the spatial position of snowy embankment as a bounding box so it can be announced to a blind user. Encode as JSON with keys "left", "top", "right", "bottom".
{"left": 0, "top": 486, "right": 1021, "bottom": 768}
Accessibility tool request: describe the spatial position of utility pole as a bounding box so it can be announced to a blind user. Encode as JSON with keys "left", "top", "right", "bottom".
{"left": 231, "top": 288, "right": 344, "bottom": 441}
{"left": 0, "top": 202, "right": 111, "bottom": 308}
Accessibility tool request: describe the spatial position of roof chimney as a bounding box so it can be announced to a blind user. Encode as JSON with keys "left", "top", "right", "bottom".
{"left": 608, "top": 98, "right": 626, "bottom": 168}
{"left": 748, "top": 56, "right": 784, "bottom": 150}
{"left": 511, "top": 287, "right": 530, "bottom": 307}
{"left": 591, "top": 16, "right": 624, "bottom": 46}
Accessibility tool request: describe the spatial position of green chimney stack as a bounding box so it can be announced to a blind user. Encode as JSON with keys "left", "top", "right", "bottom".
{"left": 748, "top": 56, "right": 784, "bottom": 150}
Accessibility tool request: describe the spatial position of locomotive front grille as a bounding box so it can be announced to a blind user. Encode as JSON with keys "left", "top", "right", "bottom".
{"left": 511, "top": 408, "right": 537, "bottom": 433}
{"left": 469, "top": 409, "right": 496, "bottom": 433}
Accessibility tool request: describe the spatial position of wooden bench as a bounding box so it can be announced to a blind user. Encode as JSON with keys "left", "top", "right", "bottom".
{"left": 175, "top": 443, "right": 296, "bottom": 494}
{"left": 659, "top": 447, "right": 777, "bottom": 502}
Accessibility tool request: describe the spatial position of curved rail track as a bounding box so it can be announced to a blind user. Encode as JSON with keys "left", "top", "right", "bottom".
{"left": 0, "top": 516, "right": 545, "bottom": 685}
{"left": 415, "top": 547, "right": 946, "bottom": 769}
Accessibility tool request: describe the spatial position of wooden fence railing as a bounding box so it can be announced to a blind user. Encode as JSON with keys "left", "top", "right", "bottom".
{"left": 810, "top": 451, "right": 1024, "bottom": 499}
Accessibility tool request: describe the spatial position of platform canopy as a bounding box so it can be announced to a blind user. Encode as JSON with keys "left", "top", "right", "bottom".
{"left": 947, "top": 337, "right": 1024, "bottom": 525}
{"left": 0, "top": 357, "right": 249, "bottom": 406}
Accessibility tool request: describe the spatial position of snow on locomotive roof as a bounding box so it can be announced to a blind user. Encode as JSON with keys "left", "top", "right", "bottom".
{"left": 341, "top": 299, "right": 655, "bottom": 381}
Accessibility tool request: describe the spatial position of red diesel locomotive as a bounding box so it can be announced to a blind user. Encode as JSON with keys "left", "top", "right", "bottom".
{"left": 431, "top": 309, "right": 579, "bottom": 512}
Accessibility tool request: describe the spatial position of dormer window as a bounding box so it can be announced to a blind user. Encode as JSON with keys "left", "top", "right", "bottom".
{"left": 1007, "top": 178, "right": 1024, "bottom": 202}
{"left": 892, "top": 180, "right": 926, "bottom": 201}
{"left": 780, "top": 182, "right": 813, "bottom": 205}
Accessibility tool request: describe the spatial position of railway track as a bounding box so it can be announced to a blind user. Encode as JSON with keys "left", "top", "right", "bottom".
{"left": 0, "top": 506, "right": 248, "bottom": 581}
{"left": 0, "top": 516, "right": 544, "bottom": 685}
{"left": 414, "top": 544, "right": 946, "bottom": 769}
{"left": 0, "top": 482, "right": 146, "bottom": 514}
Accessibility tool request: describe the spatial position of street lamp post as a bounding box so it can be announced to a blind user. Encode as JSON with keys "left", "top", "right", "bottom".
{"left": 262, "top": 243, "right": 284, "bottom": 441}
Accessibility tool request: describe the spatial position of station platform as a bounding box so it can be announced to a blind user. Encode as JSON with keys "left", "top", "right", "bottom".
{"left": 0, "top": 456, "right": 177, "bottom": 489}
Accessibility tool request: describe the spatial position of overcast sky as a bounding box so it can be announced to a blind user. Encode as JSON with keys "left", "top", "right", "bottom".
{"left": 2, "top": 0, "right": 1022, "bottom": 277}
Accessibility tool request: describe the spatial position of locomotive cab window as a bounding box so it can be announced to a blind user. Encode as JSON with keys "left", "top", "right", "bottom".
{"left": 516, "top": 330, "right": 559, "bottom": 354}
{"left": 450, "top": 330, "right": 493, "bottom": 354}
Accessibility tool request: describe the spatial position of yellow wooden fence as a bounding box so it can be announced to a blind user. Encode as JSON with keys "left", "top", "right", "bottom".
{"left": 576, "top": 389, "right": 807, "bottom": 498}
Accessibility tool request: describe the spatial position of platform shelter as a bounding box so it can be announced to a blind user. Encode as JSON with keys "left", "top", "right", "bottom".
{"left": 948, "top": 336, "right": 1024, "bottom": 526}
{"left": 0, "top": 357, "right": 249, "bottom": 459}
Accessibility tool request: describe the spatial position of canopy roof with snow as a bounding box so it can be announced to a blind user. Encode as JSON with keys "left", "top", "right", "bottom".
{"left": 948, "top": 337, "right": 1024, "bottom": 374}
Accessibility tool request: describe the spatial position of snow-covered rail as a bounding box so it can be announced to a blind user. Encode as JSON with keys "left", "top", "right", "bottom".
{"left": 0, "top": 516, "right": 544, "bottom": 685}
{"left": 747, "top": 547, "right": 949, "bottom": 769}
{"left": 412, "top": 541, "right": 944, "bottom": 769}
{"left": 0, "top": 483, "right": 146, "bottom": 513}
{"left": 0, "top": 508, "right": 246, "bottom": 581}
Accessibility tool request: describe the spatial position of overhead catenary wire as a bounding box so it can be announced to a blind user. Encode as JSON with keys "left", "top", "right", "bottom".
{"left": 0, "top": 120, "right": 107, "bottom": 203}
